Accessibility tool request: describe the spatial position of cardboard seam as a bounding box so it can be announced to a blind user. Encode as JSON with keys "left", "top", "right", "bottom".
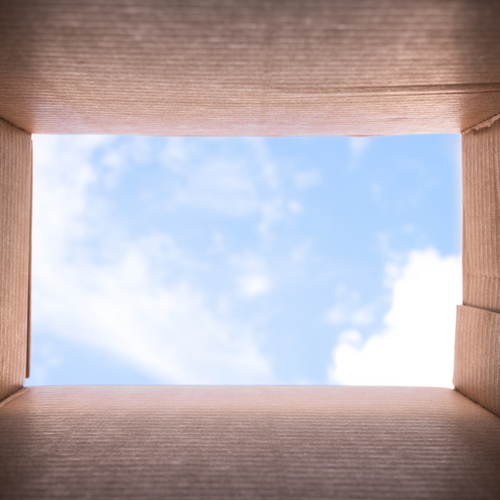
{"left": 0, "top": 115, "right": 30, "bottom": 135}
{"left": 269, "top": 83, "right": 500, "bottom": 96}
{"left": 453, "top": 387, "right": 500, "bottom": 418}
{"left": 0, "top": 387, "right": 27, "bottom": 408}
{"left": 463, "top": 271, "right": 500, "bottom": 280}
{"left": 462, "top": 112, "right": 500, "bottom": 134}
{"left": 461, "top": 302, "right": 500, "bottom": 316}
{"left": 454, "top": 305, "right": 500, "bottom": 417}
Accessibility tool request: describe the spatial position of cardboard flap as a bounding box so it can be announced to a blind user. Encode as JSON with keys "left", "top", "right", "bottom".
{"left": 2, "top": 1, "right": 500, "bottom": 135}
{"left": 454, "top": 305, "right": 500, "bottom": 417}
{"left": 1, "top": 386, "right": 500, "bottom": 498}
{"left": 0, "top": 119, "right": 31, "bottom": 401}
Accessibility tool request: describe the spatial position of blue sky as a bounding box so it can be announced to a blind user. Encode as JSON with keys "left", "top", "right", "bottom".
{"left": 28, "top": 134, "right": 462, "bottom": 387}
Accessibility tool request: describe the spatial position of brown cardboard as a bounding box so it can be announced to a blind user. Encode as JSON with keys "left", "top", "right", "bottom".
{"left": 462, "top": 112, "right": 500, "bottom": 134}
{"left": 2, "top": 1, "right": 500, "bottom": 136}
{"left": 456, "top": 116, "right": 500, "bottom": 416}
{"left": 0, "top": 2, "right": 500, "bottom": 496}
{"left": 0, "top": 119, "right": 31, "bottom": 401}
{"left": 0, "top": 386, "right": 499, "bottom": 499}
{"left": 462, "top": 117, "right": 500, "bottom": 312}
{"left": 26, "top": 146, "right": 33, "bottom": 379}
{"left": 454, "top": 305, "right": 500, "bottom": 417}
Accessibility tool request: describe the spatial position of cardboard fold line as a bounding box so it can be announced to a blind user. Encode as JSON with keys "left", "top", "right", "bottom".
{"left": 0, "top": 387, "right": 27, "bottom": 409}
{"left": 454, "top": 305, "right": 500, "bottom": 417}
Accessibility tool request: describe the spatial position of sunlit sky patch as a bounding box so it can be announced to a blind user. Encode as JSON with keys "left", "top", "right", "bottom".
{"left": 28, "top": 134, "right": 461, "bottom": 387}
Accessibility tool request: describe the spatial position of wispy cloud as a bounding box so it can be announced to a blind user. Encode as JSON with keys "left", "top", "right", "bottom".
{"left": 30, "top": 134, "right": 459, "bottom": 386}
{"left": 293, "top": 169, "right": 321, "bottom": 190}
{"left": 349, "top": 137, "right": 370, "bottom": 159}
{"left": 32, "top": 135, "right": 274, "bottom": 384}
{"left": 239, "top": 274, "right": 272, "bottom": 297}
{"left": 159, "top": 138, "right": 286, "bottom": 236}
{"left": 325, "top": 295, "right": 377, "bottom": 327}
{"left": 328, "top": 248, "right": 461, "bottom": 388}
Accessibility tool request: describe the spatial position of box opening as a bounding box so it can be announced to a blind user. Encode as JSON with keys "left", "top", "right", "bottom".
{"left": 28, "top": 133, "right": 461, "bottom": 387}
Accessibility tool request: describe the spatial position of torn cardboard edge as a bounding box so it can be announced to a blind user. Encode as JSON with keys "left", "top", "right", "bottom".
{"left": 462, "top": 112, "right": 500, "bottom": 134}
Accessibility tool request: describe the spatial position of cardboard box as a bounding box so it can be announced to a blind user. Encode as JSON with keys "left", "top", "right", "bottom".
{"left": 1, "top": 1, "right": 499, "bottom": 498}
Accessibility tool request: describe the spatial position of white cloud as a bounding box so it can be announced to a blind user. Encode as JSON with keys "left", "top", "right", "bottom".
{"left": 239, "top": 274, "right": 272, "bottom": 297}
{"left": 32, "top": 135, "right": 272, "bottom": 384}
{"left": 228, "top": 252, "right": 273, "bottom": 298}
{"left": 349, "top": 137, "right": 370, "bottom": 158}
{"left": 293, "top": 169, "right": 321, "bottom": 189}
{"left": 29, "top": 342, "right": 63, "bottom": 385}
{"left": 156, "top": 137, "right": 313, "bottom": 241}
{"left": 325, "top": 286, "right": 376, "bottom": 328}
{"left": 160, "top": 138, "right": 284, "bottom": 225}
{"left": 351, "top": 307, "right": 376, "bottom": 326}
{"left": 287, "top": 200, "right": 303, "bottom": 214}
{"left": 326, "top": 305, "right": 375, "bottom": 327}
{"left": 328, "top": 248, "right": 461, "bottom": 388}
{"left": 338, "top": 329, "right": 363, "bottom": 345}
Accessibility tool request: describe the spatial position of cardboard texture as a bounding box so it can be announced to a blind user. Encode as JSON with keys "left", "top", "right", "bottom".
{"left": 0, "top": 386, "right": 499, "bottom": 500}
{"left": 456, "top": 116, "right": 500, "bottom": 417}
{"left": 2, "top": 0, "right": 500, "bottom": 136}
{"left": 463, "top": 117, "right": 500, "bottom": 312}
{"left": 454, "top": 305, "right": 500, "bottom": 417}
{"left": 0, "top": 119, "right": 31, "bottom": 402}
{"left": 1, "top": 2, "right": 500, "bottom": 497}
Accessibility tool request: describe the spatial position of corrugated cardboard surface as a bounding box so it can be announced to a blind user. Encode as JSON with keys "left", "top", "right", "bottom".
{"left": 459, "top": 116, "right": 500, "bottom": 417}
{"left": 0, "top": 119, "right": 31, "bottom": 401}
{"left": 0, "top": 386, "right": 499, "bottom": 499}
{"left": 2, "top": 1, "right": 500, "bottom": 136}
{"left": 463, "top": 116, "right": 500, "bottom": 312}
{"left": 454, "top": 305, "right": 500, "bottom": 417}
